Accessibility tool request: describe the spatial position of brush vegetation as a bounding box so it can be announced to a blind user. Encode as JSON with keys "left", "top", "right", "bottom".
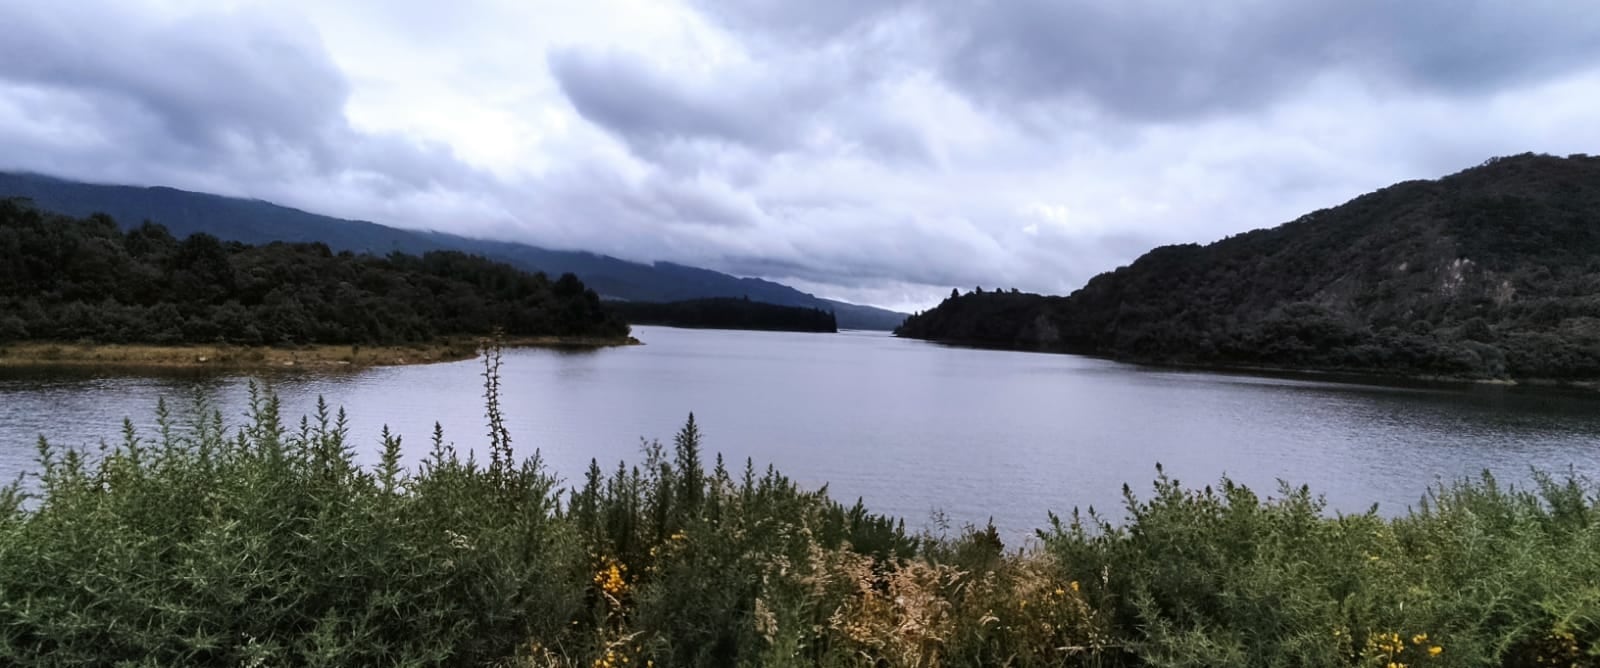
{"left": 1, "top": 351, "right": 1597, "bottom": 666}
{"left": 899, "top": 153, "right": 1600, "bottom": 382}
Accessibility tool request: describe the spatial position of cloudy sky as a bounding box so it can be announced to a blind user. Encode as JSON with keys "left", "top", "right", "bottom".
{"left": 2, "top": 1, "right": 1598, "bottom": 311}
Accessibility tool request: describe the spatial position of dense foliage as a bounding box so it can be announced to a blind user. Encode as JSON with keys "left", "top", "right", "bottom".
{"left": 899, "top": 153, "right": 1600, "bottom": 381}
{"left": 0, "top": 172, "right": 908, "bottom": 330}
{"left": 0, "top": 199, "right": 628, "bottom": 345}
{"left": 2, "top": 352, "right": 1596, "bottom": 665}
{"left": 610, "top": 297, "right": 838, "bottom": 332}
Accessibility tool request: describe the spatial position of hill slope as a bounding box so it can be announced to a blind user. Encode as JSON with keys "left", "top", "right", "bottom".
{"left": 898, "top": 153, "right": 1600, "bottom": 381}
{"left": 0, "top": 172, "right": 906, "bottom": 330}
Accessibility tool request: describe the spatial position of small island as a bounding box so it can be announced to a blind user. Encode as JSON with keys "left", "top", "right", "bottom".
{"left": 0, "top": 198, "right": 633, "bottom": 369}
{"left": 608, "top": 297, "right": 838, "bottom": 333}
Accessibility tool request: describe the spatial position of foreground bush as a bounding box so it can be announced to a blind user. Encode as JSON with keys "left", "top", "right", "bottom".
{"left": 1, "top": 354, "right": 1597, "bottom": 666}
{"left": 1042, "top": 471, "right": 1600, "bottom": 667}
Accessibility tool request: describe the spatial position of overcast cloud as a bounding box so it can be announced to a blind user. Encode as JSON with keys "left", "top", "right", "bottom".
{"left": 2, "top": 0, "right": 1598, "bottom": 311}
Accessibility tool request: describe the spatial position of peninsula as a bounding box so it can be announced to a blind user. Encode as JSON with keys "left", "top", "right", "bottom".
{"left": 0, "top": 199, "right": 634, "bottom": 369}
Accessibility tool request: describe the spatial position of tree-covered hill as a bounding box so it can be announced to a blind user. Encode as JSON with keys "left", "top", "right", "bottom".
{"left": 0, "top": 199, "right": 628, "bottom": 345}
{"left": 898, "top": 153, "right": 1600, "bottom": 381}
{"left": 610, "top": 297, "right": 838, "bottom": 332}
{"left": 0, "top": 172, "right": 908, "bottom": 330}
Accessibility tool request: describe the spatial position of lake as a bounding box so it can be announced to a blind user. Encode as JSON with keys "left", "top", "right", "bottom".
{"left": 4, "top": 325, "right": 1599, "bottom": 541}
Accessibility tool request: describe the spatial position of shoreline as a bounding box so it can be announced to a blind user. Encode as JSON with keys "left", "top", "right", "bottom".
{"left": 627, "top": 321, "right": 837, "bottom": 334}
{"left": 0, "top": 336, "right": 641, "bottom": 371}
{"left": 1139, "top": 358, "right": 1600, "bottom": 393}
{"left": 899, "top": 335, "right": 1600, "bottom": 392}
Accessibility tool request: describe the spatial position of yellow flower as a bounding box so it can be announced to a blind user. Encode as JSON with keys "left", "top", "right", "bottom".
{"left": 1070, "top": 580, "right": 1080, "bottom": 592}
{"left": 1412, "top": 633, "right": 1428, "bottom": 645}
{"left": 593, "top": 559, "right": 628, "bottom": 597}
{"left": 1054, "top": 588, "right": 1065, "bottom": 596}
{"left": 1428, "top": 646, "right": 1442, "bottom": 657}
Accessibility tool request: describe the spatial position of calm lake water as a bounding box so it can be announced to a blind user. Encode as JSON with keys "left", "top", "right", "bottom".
{"left": 3, "top": 326, "right": 1599, "bottom": 540}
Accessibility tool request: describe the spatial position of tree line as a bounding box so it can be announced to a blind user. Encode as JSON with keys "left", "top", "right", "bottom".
{"left": 0, "top": 198, "right": 629, "bottom": 345}
{"left": 609, "top": 297, "right": 838, "bottom": 333}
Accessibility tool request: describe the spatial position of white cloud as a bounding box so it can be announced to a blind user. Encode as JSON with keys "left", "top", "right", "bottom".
{"left": 1, "top": 0, "right": 1598, "bottom": 311}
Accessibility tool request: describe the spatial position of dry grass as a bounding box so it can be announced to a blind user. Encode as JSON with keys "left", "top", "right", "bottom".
{"left": 0, "top": 335, "right": 638, "bottom": 370}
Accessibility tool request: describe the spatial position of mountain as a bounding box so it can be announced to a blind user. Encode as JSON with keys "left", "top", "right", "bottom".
{"left": 0, "top": 172, "right": 907, "bottom": 330}
{"left": 610, "top": 297, "right": 837, "bottom": 333}
{"left": 898, "top": 152, "right": 1600, "bottom": 382}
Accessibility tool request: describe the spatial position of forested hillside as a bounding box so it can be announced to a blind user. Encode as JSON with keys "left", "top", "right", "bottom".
{"left": 898, "top": 153, "right": 1600, "bottom": 381}
{"left": 0, "top": 199, "right": 628, "bottom": 345}
{"left": 0, "top": 172, "right": 907, "bottom": 330}
{"left": 610, "top": 297, "right": 838, "bottom": 332}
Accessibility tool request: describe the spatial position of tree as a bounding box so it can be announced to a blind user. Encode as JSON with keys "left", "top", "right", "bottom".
{"left": 0, "top": 204, "right": 630, "bottom": 346}
{"left": 674, "top": 413, "right": 705, "bottom": 517}
{"left": 553, "top": 272, "right": 585, "bottom": 298}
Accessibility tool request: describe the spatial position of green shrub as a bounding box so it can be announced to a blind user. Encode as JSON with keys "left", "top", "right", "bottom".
{"left": 1037, "top": 467, "right": 1600, "bottom": 668}
{"left": 2, "top": 349, "right": 1597, "bottom": 666}
{"left": 0, "top": 355, "right": 582, "bottom": 666}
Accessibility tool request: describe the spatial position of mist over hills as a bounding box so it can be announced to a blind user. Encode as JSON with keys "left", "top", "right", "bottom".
{"left": 0, "top": 172, "right": 907, "bottom": 331}
{"left": 899, "top": 153, "right": 1600, "bottom": 382}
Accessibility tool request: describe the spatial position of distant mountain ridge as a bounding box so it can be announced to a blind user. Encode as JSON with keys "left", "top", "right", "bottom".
{"left": 898, "top": 153, "right": 1600, "bottom": 382}
{"left": 611, "top": 297, "right": 838, "bottom": 333}
{"left": 0, "top": 172, "right": 907, "bottom": 330}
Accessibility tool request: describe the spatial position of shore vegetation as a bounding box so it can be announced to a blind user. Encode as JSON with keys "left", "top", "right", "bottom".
{"left": 2, "top": 349, "right": 1596, "bottom": 666}
{"left": 0, "top": 198, "right": 629, "bottom": 354}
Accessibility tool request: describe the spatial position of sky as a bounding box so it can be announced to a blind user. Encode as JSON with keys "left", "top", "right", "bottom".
{"left": 2, "top": 1, "right": 1598, "bottom": 312}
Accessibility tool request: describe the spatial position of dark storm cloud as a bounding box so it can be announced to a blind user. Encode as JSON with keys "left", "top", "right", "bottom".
{"left": 946, "top": 0, "right": 1600, "bottom": 120}
{"left": 0, "top": 4, "right": 345, "bottom": 155}
{"left": 548, "top": 49, "right": 791, "bottom": 154}
{"left": 547, "top": 46, "right": 932, "bottom": 166}
{"left": 684, "top": 0, "right": 909, "bottom": 44}
{"left": 692, "top": 0, "right": 1600, "bottom": 120}
{"left": 0, "top": 1, "right": 487, "bottom": 203}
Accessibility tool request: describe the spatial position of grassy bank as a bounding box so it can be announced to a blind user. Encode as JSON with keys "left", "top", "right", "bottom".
{"left": 0, "top": 335, "right": 639, "bottom": 370}
{"left": 1, "top": 354, "right": 1596, "bottom": 666}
